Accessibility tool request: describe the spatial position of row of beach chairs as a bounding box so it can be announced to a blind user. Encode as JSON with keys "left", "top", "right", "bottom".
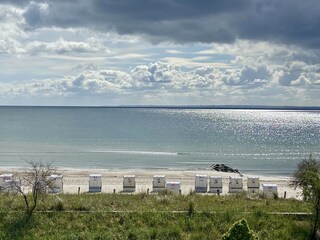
{"left": 0, "top": 173, "right": 63, "bottom": 194}
{"left": 0, "top": 173, "right": 278, "bottom": 198}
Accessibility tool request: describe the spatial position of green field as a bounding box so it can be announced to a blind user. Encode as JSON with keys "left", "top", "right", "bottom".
{"left": 0, "top": 192, "right": 312, "bottom": 239}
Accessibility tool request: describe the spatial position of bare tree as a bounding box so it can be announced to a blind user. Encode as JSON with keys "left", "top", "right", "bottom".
{"left": 7, "top": 161, "right": 60, "bottom": 217}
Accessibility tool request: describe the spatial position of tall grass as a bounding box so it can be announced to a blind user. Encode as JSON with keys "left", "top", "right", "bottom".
{"left": 0, "top": 193, "right": 312, "bottom": 239}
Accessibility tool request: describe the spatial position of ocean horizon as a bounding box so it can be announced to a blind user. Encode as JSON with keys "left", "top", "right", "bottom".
{"left": 0, "top": 106, "right": 319, "bottom": 176}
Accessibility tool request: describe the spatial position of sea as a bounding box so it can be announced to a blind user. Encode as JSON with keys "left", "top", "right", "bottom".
{"left": 0, "top": 106, "right": 319, "bottom": 176}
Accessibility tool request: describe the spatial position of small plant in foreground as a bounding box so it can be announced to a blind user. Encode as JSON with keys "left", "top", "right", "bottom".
{"left": 53, "top": 197, "right": 64, "bottom": 211}
{"left": 222, "top": 218, "right": 258, "bottom": 240}
{"left": 187, "top": 201, "right": 195, "bottom": 217}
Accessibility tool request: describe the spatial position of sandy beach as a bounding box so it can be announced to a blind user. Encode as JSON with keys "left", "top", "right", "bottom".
{"left": 0, "top": 168, "right": 301, "bottom": 199}
{"left": 1, "top": 168, "right": 301, "bottom": 199}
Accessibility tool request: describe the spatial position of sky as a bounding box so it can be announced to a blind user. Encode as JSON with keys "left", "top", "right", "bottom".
{"left": 0, "top": 0, "right": 320, "bottom": 106}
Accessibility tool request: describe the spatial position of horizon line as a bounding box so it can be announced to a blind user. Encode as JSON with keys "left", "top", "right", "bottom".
{"left": 0, "top": 104, "right": 319, "bottom": 110}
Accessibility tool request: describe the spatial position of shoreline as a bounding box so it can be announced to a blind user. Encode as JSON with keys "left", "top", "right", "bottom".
{"left": 0, "top": 166, "right": 295, "bottom": 177}
{"left": 0, "top": 167, "right": 302, "bottom": 199}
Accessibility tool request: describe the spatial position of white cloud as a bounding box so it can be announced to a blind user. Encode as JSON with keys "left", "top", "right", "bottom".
{"left": 110, "top": 53, "right": 148, "bottom": 60}
{"left": 276, "top": 61, "right": 320, "bottom": 87}
{"left": 0, "top": 4, "right": 111, "bottom": 57}
{"left": 0, "top": 61, "right": 318, "bottom": 106}
{"left": 26, "top": 37, "right": 109, "bottom": 55}
{"left": 0, "top": 38, "right": 25, "bottom": 55}
{"left": 0, "top": 4, "right": 25, "bottom": 38}
{"left": 221, "top": 66, "right": 270, "bottom": 88}
{"left": 0, "top": 61, "right": 272, "bottom": 95}
{"left": 194, "top": 40, "right": 320, "bottom": 92}
{"left": 165, "top": 49, "right": 184, "bottom": 54}
{"left": 0, "top": 4, "right": 27, "bottom": 55}
{"left": 161, "top": 56, "right": 231, "bottom": 68}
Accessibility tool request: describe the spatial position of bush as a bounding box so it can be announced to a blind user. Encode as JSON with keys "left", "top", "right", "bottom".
{"left": 188, "top": 201, "right": 195, "bottom": 217}
{"left": 222, "top": 218, "right": 258, "bottom": 240}
{"left": 53, "top": 197, "right": 64, "bottom": 211}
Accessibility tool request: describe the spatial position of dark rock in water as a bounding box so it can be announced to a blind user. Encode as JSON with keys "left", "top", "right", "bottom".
{"left": 211, "top": 163, "right": 241, "bottom": 174}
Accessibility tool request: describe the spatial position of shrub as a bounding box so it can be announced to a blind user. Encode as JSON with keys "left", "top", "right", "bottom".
{"left": 188, "top": 201, "right": 195, "bottom": 217}
{"left": 53, "top": 197, "right": 64, "bottom": 211}
{"left": 222, "top": 218, "right": 258, "bottom": 240}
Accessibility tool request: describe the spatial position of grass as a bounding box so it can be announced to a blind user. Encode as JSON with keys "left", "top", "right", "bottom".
{"left": 0, "top": 192, "right": 313, "bottom": 239}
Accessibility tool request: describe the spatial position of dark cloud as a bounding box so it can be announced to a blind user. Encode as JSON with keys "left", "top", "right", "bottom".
{"left": 93, "top": 0, "right": 247, "bottom": 21}
{"left": 236, "top": 0, "right": 320, "bottom": 48}
{"left": 12, "top": 0, "right": 320, "bottom": 48}
{"left": 0, "top": 0, "right": 30, "bottom": 6}
{"left": 23, "top": 2, "right": 47, "bottom": 28}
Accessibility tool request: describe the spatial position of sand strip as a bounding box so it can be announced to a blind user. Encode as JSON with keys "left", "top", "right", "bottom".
{"left": 0, "top": 168, "right": 301, "bottom": 199}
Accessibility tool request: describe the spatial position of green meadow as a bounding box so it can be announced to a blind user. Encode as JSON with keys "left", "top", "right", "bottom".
{"left": 0, "top": 192, "right": 312, "bottom": 239}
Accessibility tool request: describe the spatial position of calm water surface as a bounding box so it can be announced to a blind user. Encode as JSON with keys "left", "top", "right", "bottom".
{"left": 0, "top": 107, "right": 319, "bottom": 176}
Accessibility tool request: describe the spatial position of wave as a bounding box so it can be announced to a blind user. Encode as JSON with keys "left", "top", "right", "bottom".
{"left": 179, "top": 161, "right": 214, "bottom": 165}
{"left": 0, "top": 150, "right": 184, "bottom": 156}
{"left": 88, "top": 150, "right": 180, "bottom": 156}
{"left": 1, "top": 149, "right": 317, "bottom": 156}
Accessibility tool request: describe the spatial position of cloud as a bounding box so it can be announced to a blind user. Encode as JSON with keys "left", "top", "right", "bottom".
{"left": 277, "top": 61, "right": 320, "bottom": 87}
{"left": 222, "top": 66, "right": 270, "bottom": 88}
{"left": 0, "top": 61, "right": 318, "bottom": 105}
{"left": 110, "top": 53, "right": 148, "bottom": 60}
{"left": 193, "top": 40, "right": 320, "bottom": 91}
{"left": 1, "top": 1, "right": 319, "bottom": 107}
{"left": 0, "top": 0, "right": 29, "bottom": 6}
{"left": 26, "top": 38, "right": 109, "bottom": 55}
{"left": 0, "top": 62, "right": 272, "bottom": 96}
{"left": 0, "top": 37, "right": 109, "bottom": 57}
{"left": 0, "top": 4, "right": 26, "bottom": 39}
{"left": 8, "top": 0, "right": 319, "bottom": 49}
{"left": 130, "top": 62, "right": 188, "bottom": 90}
{"left": 166, "top": 49, "right": 184, "bottom": 54}
{"left": 0, "top": 38, "right": 24, "bottom": 55}
{"left": 23, "top": 1, "right": 49, "bottom": 29}
{"left": 161, "top": 56, "right": 230, "bottom": 68}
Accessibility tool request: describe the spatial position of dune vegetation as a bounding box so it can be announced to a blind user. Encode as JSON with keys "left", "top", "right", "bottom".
{"left": 0, "top": 191, "right": 312, "bottom": 239}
